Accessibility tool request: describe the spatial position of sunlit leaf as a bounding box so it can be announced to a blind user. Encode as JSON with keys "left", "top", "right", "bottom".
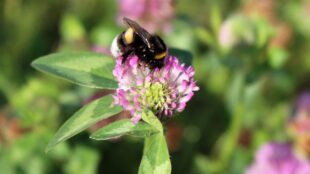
{"left": 138, "top": 133, "right": 171, "bottom": 174}
{"left": 138, "top": 111, "right": 171, "bottom": 174}
{"left": 31, "top": 52, "right": 117, "bottom": 89}
{"left": 90, "top": 119, "right": 159, "bottom": 140}
{"left": 46, "top": 95, "right": 122, "bottom": 152}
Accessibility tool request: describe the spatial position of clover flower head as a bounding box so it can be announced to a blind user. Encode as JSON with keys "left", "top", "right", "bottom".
{"left": 246, "top": 142, "right": 310, "bottom": 174}
{"left": 113, "top": 55, "right": 199, "bottom": 123}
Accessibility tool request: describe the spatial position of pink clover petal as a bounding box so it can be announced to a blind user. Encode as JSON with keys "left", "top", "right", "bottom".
{"left": 112, "top": 54, "right": 198, "bottom": 123}
{"left": 180, "top": 92, "right": 194, "bottom": 103}
{"left": 177, "top": 102, "right": 186, "bottom": 112}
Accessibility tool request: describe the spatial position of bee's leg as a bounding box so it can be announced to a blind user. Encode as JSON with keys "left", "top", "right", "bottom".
{"left": 157, "top": 61, "right": 164, "bottom": 69}
{"left": 121, "top": 50, "right": 132, "bottom": 64}
{"left": 149, "top": 59, "right": 164, "bottom": 69}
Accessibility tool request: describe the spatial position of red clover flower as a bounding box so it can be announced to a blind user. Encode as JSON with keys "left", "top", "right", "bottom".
{"left": 112, "top": 55, "right": 198, "bottom": 123}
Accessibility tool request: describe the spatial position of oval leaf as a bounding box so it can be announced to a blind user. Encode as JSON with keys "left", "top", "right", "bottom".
{"left": 138, "top": 133, "right": 171, "bottom": 174}
{"left": 90, "top": 119, "right": 159, "bottom": 140}
{"left": 31, "top": 52, "right": 117, "bottom": 89}
{"left": 46, "top": 95, "right": 122, "bottom": 152}
{"left": 169, "top": 48, "right": 193, "bottom": 66}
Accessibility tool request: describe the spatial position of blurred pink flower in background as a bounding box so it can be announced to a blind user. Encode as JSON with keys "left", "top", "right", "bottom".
{"left": 288, "top": 91, "right": 310, "bottom": 156}
{"left": 295, "top": 92, "right": 310, "bottom": 112}
{"left": 241, "top": 0, "right": 292, "bottom": 48}
{"left": 290, "top": 92, "right": 310, "bottom": 134}
{"left": 246, "top": 142, "right": 310, "bottom": 174}
{"left": 242, "top": 0, "right": 276, "bottom": 23}
{"left": 218, "top": 19, "right": 236, "bottom": 49}
{"left": 117, "top": 0, "right": 175, "bottom": 33}
{"left": 92, "top": 45, "right": 112, "bottom": 56}
{"left": 218, "top": 15, "right": 255, "bottom": 50}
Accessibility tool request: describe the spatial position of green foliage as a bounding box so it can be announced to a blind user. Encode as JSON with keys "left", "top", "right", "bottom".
{"left": 141, "top": 111, "right": 164, "bottom": 132}
{"left": 61, "top": 14, "right": 86, "bottom": 42}
{"left": 64, "top": 145, "right": 99, "bottom": 174}
{"left": 90, "top": 119, "right": 159, "bottom": 140}
{"left": 1, "top": 0, "right": 310, "bottom": 173}
{"left": 139, "top": 133, "right": 171, "bottom": 174}
{"left": 46, "top": 95, "right": 122, "bottom": 152}
{"left": 0, "top": 130, "right": 71, "bottom": 174}
{"left": 139, "top": 111, "right": 171, "bottom": 174}
{"left": 31, "top": 52, "right": 117, "bottom": 89}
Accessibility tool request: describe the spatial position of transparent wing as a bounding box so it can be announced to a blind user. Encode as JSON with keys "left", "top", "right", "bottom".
{"left": 123, "top": 17, "right": 153, "bottom": 49}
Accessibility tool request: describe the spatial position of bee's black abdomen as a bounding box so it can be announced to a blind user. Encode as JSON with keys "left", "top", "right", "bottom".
{"left": 135, "top": 45, "right": 165, "bottom": 69}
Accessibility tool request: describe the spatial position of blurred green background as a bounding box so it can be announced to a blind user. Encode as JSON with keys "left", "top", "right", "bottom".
{"left": 1, "top": 0, "right": 310, "bottom": 173}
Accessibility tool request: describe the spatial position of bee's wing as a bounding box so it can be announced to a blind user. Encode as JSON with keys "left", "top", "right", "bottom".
{"left": 123, "top": 17, "right": 153, "bottom": 49}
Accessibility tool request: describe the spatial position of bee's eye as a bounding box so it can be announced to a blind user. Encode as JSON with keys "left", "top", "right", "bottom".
{"left": 124, "top": 28, "right": 134, "bottom": 44}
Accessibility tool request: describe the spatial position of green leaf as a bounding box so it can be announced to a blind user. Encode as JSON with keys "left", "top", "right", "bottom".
{"left": 141, "top": 111, "right": 163, "bottom": 132}
{"left": 31, "top": 52, "right": 117, "bottom": 89}
{"left": 138, "top": 133, "right": 171, "bottom": 174}
{"left": 90, "top": 119, "right": 159, "bottom": 140}
{"left": 194, "top": 27, "right": 214, "bottom": 46}
{"left": 169, "top": 48, "right": 193, "bottom": 66}
{"left": 46, "top": 95, "right": 122, "bottom": 152}
{"left": 139, "top": 111, "right": 171, "bottom": 174}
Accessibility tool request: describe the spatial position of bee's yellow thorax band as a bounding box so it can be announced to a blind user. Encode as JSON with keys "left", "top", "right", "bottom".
{"left": 155, "top": 52, "right": 167, "bottom": 60}
{"left": 124, "top": 28, "right": 134, "bottom": 44}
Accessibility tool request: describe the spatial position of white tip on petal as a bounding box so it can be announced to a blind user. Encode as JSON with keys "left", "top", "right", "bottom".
{"left": 180, "top": 92, "right": 194, "bottom": 103}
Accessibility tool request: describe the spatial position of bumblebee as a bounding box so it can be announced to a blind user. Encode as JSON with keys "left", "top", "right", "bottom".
{"left": 111, "top": 17, "right": 167, "bottom": 69}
